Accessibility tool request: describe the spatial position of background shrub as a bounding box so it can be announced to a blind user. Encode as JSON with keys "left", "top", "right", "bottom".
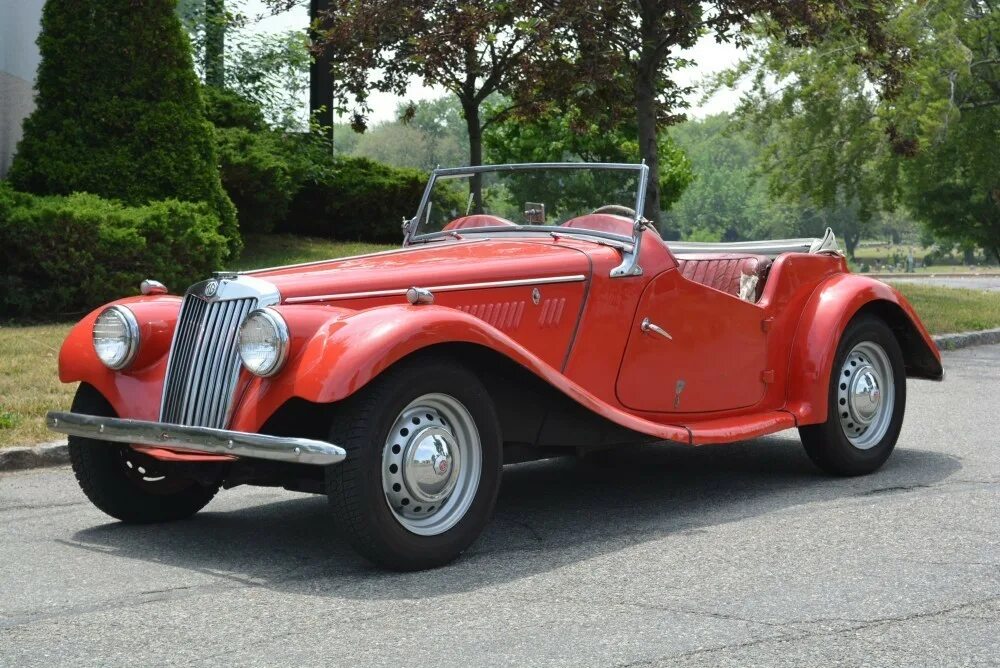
{"left": 7, "top": 0, "right": 239, "bottom": 254}
{"left": 282, "top": 157, "right": 430, "bottom": 242}
{"left": 0, "top": 183, "right": 229, "bottom": 319}
{"left": 214, "top": 127, "right": 298, "bottom": 234}
{"left": 202, "top": 86, "right": 267, "bottom": 132}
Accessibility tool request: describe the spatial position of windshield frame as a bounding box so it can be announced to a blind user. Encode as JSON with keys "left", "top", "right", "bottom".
{"left": 404, "top": 162, "right": 649, "bottom": 245}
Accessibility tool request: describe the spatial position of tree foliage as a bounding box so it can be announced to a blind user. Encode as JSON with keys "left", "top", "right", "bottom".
{"left": 9, "top": 0, "right": 238, "bottom": 254}
{"left": 346, "top": 97, "right": 470, "bottom": 171}
{"left": 313, "top": 1, "right": 575, "bottom": 207}
{"left": 483, "top": 104, "right": 693, "bottom": 212}
{"left": 178, "top": 0, "right": 311, "bottom": 129}
{"left": 544, "top": 0, "right": 904, "bottom": 227}
{"left": 727, "top": 0, "right": 1000, "bottom": 260}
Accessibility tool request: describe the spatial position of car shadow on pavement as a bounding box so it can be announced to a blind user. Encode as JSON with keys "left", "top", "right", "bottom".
{"left": 68, "top": 435, "right": 961, "bottom": 599}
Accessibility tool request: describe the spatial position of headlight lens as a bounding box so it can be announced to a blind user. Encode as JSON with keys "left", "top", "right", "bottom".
{"left": 238, "top": 308, "right": 289, "bottom": 377}
{"left": 92, "top": 306, "right": 140, "bottom": 370}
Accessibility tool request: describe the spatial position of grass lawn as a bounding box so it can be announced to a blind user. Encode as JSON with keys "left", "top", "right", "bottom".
{"left": 892, "top": 283, "right": 1000, "bottom": 335}
{"left": 231, "top": 234, "right": 393, "bottom": 272}
{"left": 851, "top": 243, "right": 998, "bottom": 274}
{"left": 0, "top": 237, "right": 997, "bottom": 448}
{"left": 0, "top": 235, "right": 394, "bottom": 448}
{"left": 0, "top": 323, "right": 76, "bottom": 447}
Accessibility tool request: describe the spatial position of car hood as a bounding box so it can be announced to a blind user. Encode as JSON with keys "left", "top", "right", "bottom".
{"left": 248, "top": 239, "right": 594, "bottom": 303}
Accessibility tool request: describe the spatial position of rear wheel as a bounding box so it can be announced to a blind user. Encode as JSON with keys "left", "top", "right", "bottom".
{"left": 68, "top": 385, "right": 221, "bottom": 523}
{"left": 799, "top": 315, "right": 906, "bottom": 476}
{"left": 326, "top": 357, "right": 502, "bottom": 571}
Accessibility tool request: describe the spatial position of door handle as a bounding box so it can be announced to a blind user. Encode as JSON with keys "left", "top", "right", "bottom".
{"left": 641, "top": 317, "right": 672, "bottom": 340}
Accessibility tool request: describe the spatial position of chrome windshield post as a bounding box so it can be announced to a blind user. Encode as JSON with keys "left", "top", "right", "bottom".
{"left": 610, "top": 161, "right": 650, "bottom": 278}
{"left": 405, "top": 171, "right": 438, "bottom": 247}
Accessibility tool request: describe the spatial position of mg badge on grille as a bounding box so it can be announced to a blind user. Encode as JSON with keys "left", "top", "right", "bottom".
{"left": 204, "top": 280, "right": 219, "bottom": 297}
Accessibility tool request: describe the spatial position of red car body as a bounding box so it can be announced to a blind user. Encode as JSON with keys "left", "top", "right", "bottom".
{"left": 49, "top": 162, "right": 943, "bottom": 569}
{"left": 56, "top": 224, "right": 941, "bottom": 454}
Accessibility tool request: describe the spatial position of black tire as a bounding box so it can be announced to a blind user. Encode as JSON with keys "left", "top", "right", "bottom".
{"left": 325, "top": 357, "right": 502, "bottom": 571}
{"left": 68, "top": 385, "right": 221, "bottom": 523}
{"left": 798, "top": 314, "right": 906, "bottom": 476}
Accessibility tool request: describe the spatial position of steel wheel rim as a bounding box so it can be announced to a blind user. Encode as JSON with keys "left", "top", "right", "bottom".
{"left": 381, "top": 393, "right": 482, "bottom": 536}
{"left": 837, "top": 341, "right": 894, "bottom": 450}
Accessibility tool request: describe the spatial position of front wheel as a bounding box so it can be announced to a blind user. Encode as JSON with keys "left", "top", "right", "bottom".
{"left": 799, "top": 315, "right": 907, "bottom": 476}
{"left": 326, "top": 357, "right": 502, "bottom": 571}
{"left": 68, "top": 385, "right": 221, "bottom": 523}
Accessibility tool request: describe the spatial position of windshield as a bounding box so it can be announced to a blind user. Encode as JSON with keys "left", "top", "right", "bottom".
{"left": 409, "top": 163, "right": 648, "bottom": 243}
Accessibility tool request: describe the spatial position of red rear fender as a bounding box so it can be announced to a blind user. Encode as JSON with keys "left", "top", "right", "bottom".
{"left": 786, "top": 274, "right": 942, "bottom": 425}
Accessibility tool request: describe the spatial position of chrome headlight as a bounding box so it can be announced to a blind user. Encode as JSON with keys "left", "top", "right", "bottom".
{"left": 237, "top": 308, "right": 289, "bottom": 377}
{"left": 92, "top": 306, "right": 140, "bottom": 370}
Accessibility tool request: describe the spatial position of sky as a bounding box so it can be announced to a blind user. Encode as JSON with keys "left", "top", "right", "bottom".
{"left": 248, "top": 0, "right": 747, "bottom": 125}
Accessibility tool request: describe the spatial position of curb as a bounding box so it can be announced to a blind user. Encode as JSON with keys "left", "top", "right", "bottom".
{"left": 933, "top": 327, "right": 1000, "bottom": 351}
{"left": 3, "top": 329, "right": 1000, "bottom": 473}
{"left": 871, "top": 272, "right": 1000, "bottom": 279}
{"left": 0, "top": 441, "right": 68, "bottom": 472}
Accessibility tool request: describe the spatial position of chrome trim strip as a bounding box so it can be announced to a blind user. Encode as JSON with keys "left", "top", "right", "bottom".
{"left": 283, "top": 274, "right": 587, "bottom": 304}
{"left": 47, "top": 411, "right": 346, "bottom": 466}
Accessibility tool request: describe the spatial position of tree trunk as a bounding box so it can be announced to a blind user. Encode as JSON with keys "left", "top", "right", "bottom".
{"left": 635, "top": 72, "right": 660, "bottom": 227}
{"left": 309, "top": 0, "right": 334, "bottom": 135}
{"left": 204, "top": 0, "right": 225, "bottom": 87}
{"left": 463, "top": 101, "right": 484, "bottom": 213}
{"left": 845, "top": 231, "right": 860, "bottom": 259}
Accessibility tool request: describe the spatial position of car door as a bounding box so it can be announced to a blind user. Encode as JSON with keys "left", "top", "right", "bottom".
{"left": 616, "top": 269, "right": 768, "bottom": 414}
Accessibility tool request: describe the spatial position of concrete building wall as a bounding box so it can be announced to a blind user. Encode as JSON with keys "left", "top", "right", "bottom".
{"left": 0, "top": 0, "right": 45, "bottom": 178}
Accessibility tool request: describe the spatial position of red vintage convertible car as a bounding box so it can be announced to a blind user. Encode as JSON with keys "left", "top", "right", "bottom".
{"left": 48, "top": 162, "right": 942, "bottom": 570}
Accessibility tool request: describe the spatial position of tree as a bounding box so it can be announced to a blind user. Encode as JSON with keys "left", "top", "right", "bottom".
{"left": 313, "top": 1, "right": 574, "bottom": 209}
{"left": 483, "top": 103, "right": 693, "bottom": 214}
{"left": 725, "top": 0, "right": 1000, "bottom": 260}
{"left": 549, "top": 0, "right": 902, "bottom": 227}
{"left": 666, "top": 114, "right": 771, "bottom": 241}
{"left": 205, "top": 0, "right": 226, "bottom": 87}
{"left": 178, "top": 0, "right": 311, "bottom": 129}
{"left": 9, "top": 0, "right": 238, "bottom": 251}
{"left": 351, "top": 123, "right": 434, "bottom": 170}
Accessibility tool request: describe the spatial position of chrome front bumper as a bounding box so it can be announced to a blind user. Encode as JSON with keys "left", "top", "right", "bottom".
{"left": 46, "top": 411, "right": 346, "bottom": 466}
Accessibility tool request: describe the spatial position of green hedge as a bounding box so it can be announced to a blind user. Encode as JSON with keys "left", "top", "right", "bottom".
{"left": 6, "top": 0, "right": 239, "bottom": 255}
{"left": 282, "top": 156, "right": 430, "bottom": 243}
{"left": 214, "top": 127, "right": 300, "bottom": 235}
{"left": 0, "top": 183, "right": 229, "bottom": 319}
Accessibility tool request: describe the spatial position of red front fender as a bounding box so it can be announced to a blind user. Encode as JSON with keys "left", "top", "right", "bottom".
{"left": 58, "top": 295, "right": 182, "bottom": 421}
{"left": 785, "top": 274, "right": 942, "bottom": 426}
{"left": 229, "top": 304, "right": 692, "bottom": 443}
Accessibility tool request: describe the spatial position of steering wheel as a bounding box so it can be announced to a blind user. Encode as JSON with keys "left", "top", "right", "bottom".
{"left": 591, "top": 205, "right": 636, "bottom": 218}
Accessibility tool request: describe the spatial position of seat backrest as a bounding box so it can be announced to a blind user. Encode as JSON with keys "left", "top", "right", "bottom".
{"left": 674, "top": 253, "right": 772, "bottom": 302}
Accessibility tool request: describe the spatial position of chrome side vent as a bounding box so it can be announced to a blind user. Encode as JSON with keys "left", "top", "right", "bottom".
{"left": 159, "top": 275, "right": 280, "bottom": 429}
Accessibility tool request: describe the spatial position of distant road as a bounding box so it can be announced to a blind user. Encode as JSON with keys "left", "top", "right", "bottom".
{"left": 881, "top": 275, "right": 1000, "bottom": 292}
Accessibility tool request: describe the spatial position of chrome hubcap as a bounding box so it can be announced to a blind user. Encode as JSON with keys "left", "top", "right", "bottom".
{"left": 402, "top": 427, "right": 458, "bottom": 503}
{"left": 837, "top": 341, "right": 895, "bottom": 450}
{"left": 382, "top": 393, "right": 481, "bottom": 536}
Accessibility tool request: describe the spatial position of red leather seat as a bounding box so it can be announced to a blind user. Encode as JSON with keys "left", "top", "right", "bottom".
{"left": 674, "top": 253, "right": 772, "bottom": 301}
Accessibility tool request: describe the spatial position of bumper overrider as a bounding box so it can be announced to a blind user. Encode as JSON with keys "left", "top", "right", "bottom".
{"left": 46, "top": 411, "right": 347, "bottom": 466}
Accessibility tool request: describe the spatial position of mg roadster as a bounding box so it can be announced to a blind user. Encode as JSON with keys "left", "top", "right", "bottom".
{"left": 48, "top": 162, "right": 943, "bottom": 570}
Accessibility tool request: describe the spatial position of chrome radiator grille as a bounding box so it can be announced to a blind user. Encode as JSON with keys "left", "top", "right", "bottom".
{"left": 160, "top": 294, "right": 258, "bottom": 429}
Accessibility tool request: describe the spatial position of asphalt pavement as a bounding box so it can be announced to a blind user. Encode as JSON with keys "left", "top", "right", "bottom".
{"left": 1, "top": 346, "right": 998, "bottom": 667}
